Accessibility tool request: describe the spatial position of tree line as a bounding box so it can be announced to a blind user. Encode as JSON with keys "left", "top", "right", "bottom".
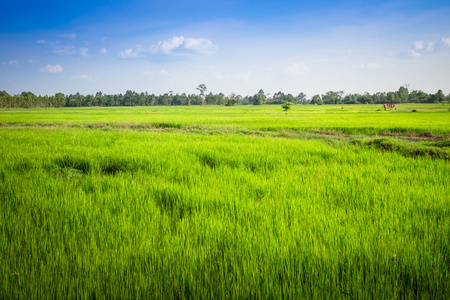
{"left": 0, "top": 86, "right": 448, "bottom": 109}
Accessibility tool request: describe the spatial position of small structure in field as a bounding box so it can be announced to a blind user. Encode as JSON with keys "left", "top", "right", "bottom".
{"left": 383, "top": 103, "right": 398, "bottom": 110}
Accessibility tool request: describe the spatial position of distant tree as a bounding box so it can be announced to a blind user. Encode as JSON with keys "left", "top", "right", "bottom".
{"left": 236, "top": 95, "right": 247, "bottom": 105}
{"left": 386, "top": 92, "right": 397, "bottom": 104}
{"left": 196, "top": 84, "right": 207, "bottom": 105}
{"left": 205, "top": 92, "right": 223, "bottom": 105}
{"left": 0, "top": 91, "right": 13, "bottom": 108}
{"left": 224, "top": 93, "right": 237, "bottom": 106}
{"left": 253, "top": 89, "right": 266, "bottom": 105}
{"left": 435, "top": 89, "right": 446, "bottom": 103}
{"left": 124, "top": 90, "right": 135, "bottom": 106}
{"left": 396, "top": 86, "right": 409, "bottom": 103}
{"left": 172, "top": 93, "right": 183, "bottom": 106}
{"left": 372, "top": 92, "right": 387, "bottom": 104}
{"left": 94, "top": 91, "right": 103, "bottom": 106}
{"left": 189, "top": 93, "right": 203, "bottom": 105}
{"left": 298, "top": 92, "right": 307, "bottom": 105}
{"left": 168, "top": 91, "right": 173, "bottom": 106}
{"left": 322, "top": 91, "right": 343, "bottom": 104}
{"left": 311, "top": 94, "right": 322, "bottom": 105}
{"left": 343, "top": 94, "right": 358, "bottom": 104}
{"left": 69, "top": 93, "right": 83, "bottom": 107}
{"left": 84, "top": 94, "right": 95, "bottom": 106}
{"left": 281, "top": 102, "right": 292, "bottom": 115}
{"left": 357, "top": 92, "right": 372, "bottom": 104}
{"left": 52, "top": 92, "right": 65, "bottom": 108}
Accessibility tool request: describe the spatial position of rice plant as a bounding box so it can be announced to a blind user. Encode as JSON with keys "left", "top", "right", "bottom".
{"left": 1, "top": 125, "right": 449, "bottom": 298}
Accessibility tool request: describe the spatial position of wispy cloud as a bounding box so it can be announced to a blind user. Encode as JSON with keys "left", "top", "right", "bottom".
{"left": 285, "top": 62, "right": 309, "bottom": 75}
{"left": 442, "top": 37, "right": 450, "bottom": 47}
{"left": 52, "top": 45, "right": 76, "bottom": 56}
{"left": 151, "top": 36, "right": 217, "bottom": 54}
{"left": 60, "top": 33, "right": 76, "bottom": 39}
{"left": 52, "top": 46, "right": 89, "bottom": 57}
{"left": 402, "top": 39, "right": 436, "bottom": 59}
{"left": 71, "top": 74, "right": 94, "bottom": 81}
{"left": 183, "top": 37, "right": 216, "bottom": 53}
{"left": 8, "top": 60, "right": 20, "bottom": 66}
{"left": 118, "top": 48, "right": 141, "bottom": 58}
{"left": 39, "top": 64, "right": 63, "bottom": 73}
{"left": 80, "top": 74, "right": 93, "bottom": 81}
{"left": 152, "top": 36, "right": 185, "bottom": 54}
{"left": 118, "top": 37, "right": 216, "bottom": 59}
{"left": 407, "top": 49, "right": 421, "bottom": 58}
{"left": 413, "top": 40, "right": 434, "bottom": 52}
{"left": 359, "top": 63, "right": 379, "bottom": 69}
{"left": 100, "top": 48, "right": 107, "bottom": 55}
{"left": 414, "top": 40, "right": 425, "bottom": 50}
{"left": 2, "top": 60, "right": 20, "bottom": 66}
{"left": 37, "top": 40, "right": 46, "bottom": 44}
{"left": 79, "top": 48, "right": 89, "bottom": 58}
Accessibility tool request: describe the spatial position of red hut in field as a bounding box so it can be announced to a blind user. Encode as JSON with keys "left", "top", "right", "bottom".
{"left": 383, "top": 104, "right": 397, "bottom": 110}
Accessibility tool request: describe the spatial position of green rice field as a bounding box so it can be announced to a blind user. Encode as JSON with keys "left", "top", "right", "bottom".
{"left": 1, "top": 104, "right": 449, "bottom": 298}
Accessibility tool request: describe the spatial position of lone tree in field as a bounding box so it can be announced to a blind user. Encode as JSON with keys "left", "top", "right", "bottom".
{"left": 281, "top": 102, "right": 292, "bottom": 115}
{"left": 197, "top": 84, "right": 207, "bottom": 105}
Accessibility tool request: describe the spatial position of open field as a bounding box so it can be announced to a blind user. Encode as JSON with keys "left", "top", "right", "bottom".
{"left": 1, "top": 104, "right": 450, "bottom": 135}
{"left": 1, "top": 104, "right": 449, "bottom": 298}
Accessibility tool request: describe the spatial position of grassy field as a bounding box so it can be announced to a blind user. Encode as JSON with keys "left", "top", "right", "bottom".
{"left": 1, "top": 104, "right": 449, "bottom": 298}
{"left": 1, "top": 103, "right": 449, "bottom": 134}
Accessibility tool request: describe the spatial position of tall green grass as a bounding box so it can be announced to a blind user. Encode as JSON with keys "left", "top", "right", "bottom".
{"left": 1, "top": 127, "right": 449, "bottom": 298}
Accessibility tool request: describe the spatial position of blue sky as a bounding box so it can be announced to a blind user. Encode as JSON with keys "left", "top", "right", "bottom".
{"left": 1, "top": 0, "right": 450, "bottom": 97}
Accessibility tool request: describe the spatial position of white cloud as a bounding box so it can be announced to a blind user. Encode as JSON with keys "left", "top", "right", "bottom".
{"left": 52, "top": 45, "right": 76, "bottom": 56}
{"left": 118, "top": 46, "right": 141, "bottom": 58}
{"left": 442, "top": 37, "right": 450, "bottom": 47}
{"left": 100, "top": 48, "right": 107, "bottom": 55}
{"left": 37, "top": 40, "right": 46, "bottom": 44}
{"left": 285, "top": 62, "right": 309, "bottom": 75}
{"left": 79, "top": 47, "right": 89, "bottom": 58}
{"left": 151, "top": 36, "right": 216, "bottom": 54}
{"left": 27, "top": 59, "right": 37, "bottom": 64}
{"left": 153, "top": 36, "right": 185, "bottom": 53}
{"left": 60, "top": 33, "right": 76, "bottom": 39}
{"left": 119, "top": 48, "right": 139, "bottom": 58}
{"left": 414, "top": 40, "right": 425, "bottom": 50}
{"left": 413, "top": 40, "right": 434, "bottom": 52}
{"left": 359, "top": 63, "right": 379, "bottom": 69}
{"left": 79, "top": 74, "right": 93, "bottom": 81}
{"left": 184, "top": 37, "right": 216, "bottom": 53}
{"left": 39, "top": 64, "right": 63, "bottom": 73}
{"left": 52, "top": 46, "right": 90, "bottom": 57}
{"left": 119, "top": 37, "right": 216, "bottom": 59}
{"left": 142, "top": 71, "right": 152, "bottom": 76}
{"left": 398, "top": 39, "right": 436, "bottom": 59}
{"left": 8, "top": 60, "right": 19, "bottom": 66}
{"left": 407, "top": 49, "right": 421, "bottom": 58}
{"left": 71, "top": 74, "right": 93, "bottom": 81}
